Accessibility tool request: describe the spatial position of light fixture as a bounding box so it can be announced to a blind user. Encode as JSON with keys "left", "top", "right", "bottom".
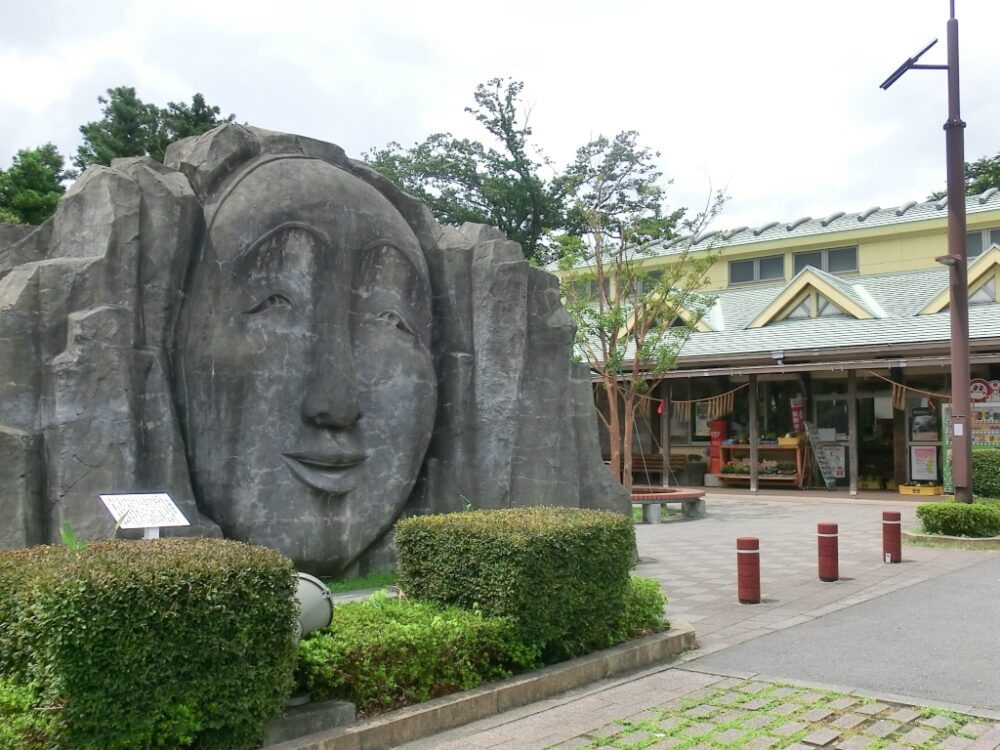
{"left": 935, "top": 254, "right": 961, "bottom": 266}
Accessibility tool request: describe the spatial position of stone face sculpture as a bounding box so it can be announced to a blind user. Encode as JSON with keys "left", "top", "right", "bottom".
{"left": 0, "top": 124, "right": 629, "bottom": 576}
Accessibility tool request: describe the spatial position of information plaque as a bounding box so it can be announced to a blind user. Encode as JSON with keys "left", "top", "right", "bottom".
{"left": 99, "top": 493, "right": 189, "bottom": 539}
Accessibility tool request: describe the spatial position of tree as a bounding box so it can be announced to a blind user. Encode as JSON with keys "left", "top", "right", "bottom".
{"left": 74, "top": 87, "right": 234, "bottom": 173}
{"left": 0, "top": 143, "right": 68, "bottom": 224}
{"left": 557, "top": 131, "right": 726, "bottom": 491}
{"left": 966, "top": 151, "right": 1000, "bottom": 196}
{"left": 365, "top": 78, "right": 563, "bottom": 264}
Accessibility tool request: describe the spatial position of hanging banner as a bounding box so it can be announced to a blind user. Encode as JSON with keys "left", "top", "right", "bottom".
{"left": 790, "top": 395, "right": 805, "bottom": 434}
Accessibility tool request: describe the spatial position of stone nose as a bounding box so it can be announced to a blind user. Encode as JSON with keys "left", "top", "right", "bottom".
{"left": 301, "top": 319, "right": 362, "bottom": 429}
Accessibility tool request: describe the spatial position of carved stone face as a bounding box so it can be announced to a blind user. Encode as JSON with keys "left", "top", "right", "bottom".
{"left": 177, "top": 157, "right": 436, "bottom": 574}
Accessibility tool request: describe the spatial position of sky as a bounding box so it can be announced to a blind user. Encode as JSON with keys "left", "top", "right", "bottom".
{"left": 2, "top": 0, "right": 998, "bottom": 230}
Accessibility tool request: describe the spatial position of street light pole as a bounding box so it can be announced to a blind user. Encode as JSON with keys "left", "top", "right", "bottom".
{"left": 880, "top": 1, "right": 972, "bottom": 501}
{"left": 943, "top": 4, "right": 973, "bottom": 502}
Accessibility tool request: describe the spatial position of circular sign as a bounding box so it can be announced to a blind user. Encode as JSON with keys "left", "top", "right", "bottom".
{"left": 970, "top": 378, "right": 992, "bottom": 402}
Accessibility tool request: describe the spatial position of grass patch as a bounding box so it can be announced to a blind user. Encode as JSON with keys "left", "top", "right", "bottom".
{"left": 324, "top": 570, "right": 397, "bottom": 593}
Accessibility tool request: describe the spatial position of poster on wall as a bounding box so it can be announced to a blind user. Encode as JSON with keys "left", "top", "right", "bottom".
{"left": 910, "top": 445, "right": 938, "bottom": 482}
{"left": 695, "top": 402, "right": 711, "bottom": 438}
{"left": 820, "top": 445, "right": 846, "bottom": 479}
{"left": 910, "top": 406, "right": 939, "bottom": 442}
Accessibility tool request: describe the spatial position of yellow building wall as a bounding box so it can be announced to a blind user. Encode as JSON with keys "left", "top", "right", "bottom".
{"left": 564, "top": 207, "right": 1000, "bottom": 293}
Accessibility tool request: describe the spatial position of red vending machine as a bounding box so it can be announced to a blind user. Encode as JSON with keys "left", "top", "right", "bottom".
{"left": 709, "top": 419, "right": 728, "bottom": 474}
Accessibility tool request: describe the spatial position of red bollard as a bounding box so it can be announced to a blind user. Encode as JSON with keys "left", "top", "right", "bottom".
{"left": 883, "top": 511, "right": 902, "bottom": 563}
{"left": 736, "top": 537, "right": 761, "bottom": 604}
{"left": 817, "top": 522, "right": 839, "bottom": 582}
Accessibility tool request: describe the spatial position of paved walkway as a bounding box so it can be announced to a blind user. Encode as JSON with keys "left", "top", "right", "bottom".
{"left": 396, "top": 494, "right": 999, "bottom": 749}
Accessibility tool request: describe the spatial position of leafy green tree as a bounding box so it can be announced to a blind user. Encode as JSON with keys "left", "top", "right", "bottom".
{"left": 0, "top": 143, "right": 68, "bottom": 224}
{"left": 74, "top": 87, "right": 234, "bottom": 172}
{"left": 365, "top": 78, "right": 563, "bottom": 264}
{"left": 966, "top": 151, "right": 1000, "bottom": 196}
{"left": 557, "top": 131, "right": 725, "bottom": 489}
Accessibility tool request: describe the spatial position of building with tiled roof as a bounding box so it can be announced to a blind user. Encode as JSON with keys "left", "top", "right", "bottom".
{"left": 570, "top": 190, "right": 1000, "bottom": 495}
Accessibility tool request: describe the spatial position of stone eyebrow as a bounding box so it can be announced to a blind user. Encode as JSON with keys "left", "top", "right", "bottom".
{"left": 235, "top": 222, "right": 328, "bottom": 265}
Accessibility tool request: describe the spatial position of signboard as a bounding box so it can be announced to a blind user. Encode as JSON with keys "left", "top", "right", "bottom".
{"left": 804, "top": 421, "right": 836, "bottom": 490}
{"left": 820, "top": 445, "right": 846, "bottom": 479}
{"left": 910, "top": 406, "right": 939, "bottom": 442}
{"left": 99, "top": 493, "right": 189, "bottom": 533}
{"left": 910, "top": 445, "right": 938, "bottom": 482}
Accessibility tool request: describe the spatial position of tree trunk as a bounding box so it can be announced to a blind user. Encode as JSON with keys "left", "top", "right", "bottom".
{"left": 622, "top": 393, "right": 636, "bottom": 493}
{"left": 604, "top": 374, "right": 622, "bottom": 483}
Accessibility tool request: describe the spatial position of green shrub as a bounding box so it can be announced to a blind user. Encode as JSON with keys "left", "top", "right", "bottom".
{"left": 297, "top": 594, "right": 537, "bottom": 713}
{"left": 396, "top": 507, "right": 635, "bottom": 662}
{"left": 0, "top": 539, "right": 298, "bottom": 750}
{"left": 917, "top": 501, "right": 1000, "bottom": 537}
{"left": 0, "top": 678, "right": 53, "bottom": 750}
{"left": 973, "top": 448, "right": 1000, "bottom": 497}
{"left": 608, "top": 576, "right": 669, "bottom": 643}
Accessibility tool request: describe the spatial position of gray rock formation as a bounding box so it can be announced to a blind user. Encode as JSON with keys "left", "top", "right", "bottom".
{"left": 0, "top": 124, "right": 629, "bottom": 576}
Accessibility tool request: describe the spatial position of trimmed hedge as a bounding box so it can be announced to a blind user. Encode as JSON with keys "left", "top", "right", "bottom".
{"left": 917, "top": 501, "right": 1000, "bottom": 537}
{"left": 973, "top": 448, "right": 1000, "bottom": 497}
{"left": 298, "top": 594, "right": 537, "bottom": 713}
{"left": 0, "top": 539, "right": 298, "bottom": 750}
{"left": 396, "top": 507, "right": 636, "bottom": 662}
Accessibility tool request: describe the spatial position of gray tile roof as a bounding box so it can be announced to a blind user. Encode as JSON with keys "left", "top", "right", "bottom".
{"left": 588, "top": 264, "right": 1000, "bottom": 366}
{"left": 646, "top": 189, "right": 1000, "bottom": 259}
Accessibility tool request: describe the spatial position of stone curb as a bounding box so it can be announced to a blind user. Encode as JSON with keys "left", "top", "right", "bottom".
{"left": 903, "top": 529, "right": 1000, "bottom": 549}
{"left": 265, "top": 621, "right": 696, "bottom": 750}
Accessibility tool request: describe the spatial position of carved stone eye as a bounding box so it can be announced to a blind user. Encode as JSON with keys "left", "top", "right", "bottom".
{"left": 243, "top": 293, "right": 293, "bottom": 315}
{"left": 375, "top": 310, "right": 414, "bottom": 336}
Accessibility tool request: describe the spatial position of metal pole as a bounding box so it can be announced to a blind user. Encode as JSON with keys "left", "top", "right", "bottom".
{"left": 848, "top": 371, "right": 859, "bottom": 496}
{"left": 749, "top": 374, "right": 759, "bottom": 495}
{"left": 945, "top": 5, "right": 972, "bottom": 501}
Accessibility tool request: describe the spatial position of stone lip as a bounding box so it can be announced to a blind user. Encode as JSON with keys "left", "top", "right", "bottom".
{"left": 904, "top": 528, "right": 1000, "bottom": 549}
{"left": 263, "top": 621, "right": 696, "bottom": 750}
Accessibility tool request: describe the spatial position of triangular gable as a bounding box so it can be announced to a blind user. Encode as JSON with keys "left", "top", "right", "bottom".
{"left": 746, "top": 267, "right": 875, "bottom": 328}
{"left": 617, "top": 297, "right": 715, "bottom": 339}
{"left": 920, "top": 246, "right": 1000, "bottom": 314}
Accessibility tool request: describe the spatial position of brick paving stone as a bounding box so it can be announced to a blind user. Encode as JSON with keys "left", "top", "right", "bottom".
{"left": 681, "top": 722, "right": 716, "bottom": 738}
{"left": 684, "top": 704, "right": 718, "bottom": 718}
{"left": 937, "top": 736, "right": 974, "bottom": 750}
{"left": 865, "top": 720, "right": 902, "bottom": 738}
{"left": 775, "top": 702, "right": 804, "bottom": 716}
{"left": 625, "top": 709, "right": 661, "bottom": 723}
{"left": 647, "top": 739, "right": 682, "bottom": 750}
{"left": 772, "top": 688, "right": 801, "bottom": 699}
{"left": 794, "top": 692, "right": 829, "bottom": 704}
{"left": 775, "top": 721, "right": 810, "bottom": 736}
{"left": 899, "top": 726, "right": 938, "bottom": 745}
{"left": 803, "top": 728, "right": 842, "bottom": 747}
{"left": 594, "top": 722, "right": 628, "bottom": 738}
{"left": 833, "top": 713, "right": 867, "bottom": 730}
{"left": 959, "top": 723, "right": 993, "bottom": 739}
{"left": 803, "top": 708, "right": 834, "bottom": 723}
{"left": 745, "top": 737, "right": 780, "bottom": 750}
{"left": 716, "top": 709, "right": 750, "bottom": 724}
{"left": 786, "top": 744, "right": 816, "bottom": 750}
{"left": 716, "top": 692, "right": 744, "bottom": 706}
{"left": 882, "top": 744, "right": 911, "bottom": 750}
{"left": 922, "top": 715, "right": 957, "bottom": 730}
{"left": 744, "top": 698, "right": 775, "bottom": 710}
{"left": 888, "top": 708, "right": 923, "bottom": 724}
{"left": 837, "top": 737, "right": 876, "bottom": 750}
{"left": 745, "top": 682, "right": 772, "bottom": 694}
{"left": 715, "top": 728, "right": 747, "bottom": 743}
{"left": 550, "top": 738, "right": 595, "bottom": 749}
{"left": 856, "top": 703, "right": 892, "bottom": 716}
{"left": 743, "top": 714, "right": 777, "bottom": 730}
{"left": 828, "top": 698, "right": 860, "bottom": 711}
{"left": 619, "top": 729, "right": 653, "bottom": 744}
{"left": 657, "top": 716, "right": 684, "bottom": 731}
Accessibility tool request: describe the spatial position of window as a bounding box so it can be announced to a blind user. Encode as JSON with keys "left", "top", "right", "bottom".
{"left": 634, "top": 270, "right": 663, "bottom": 296}
{"left": 728, "top": 254, "right": 784, "bottom": 285}
{"left": 966, "top": 227, "right": 1000, "bottom": 257}
{"left": 793, "top": 246, "right": 857, "bottom": 275}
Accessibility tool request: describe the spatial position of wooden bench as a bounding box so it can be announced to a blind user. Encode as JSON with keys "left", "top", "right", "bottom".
{"left": 630, "top": 486, "right": 706, "bottom": 522}
{"left": 603, "top": 453, "right": 689, "bottom": 482}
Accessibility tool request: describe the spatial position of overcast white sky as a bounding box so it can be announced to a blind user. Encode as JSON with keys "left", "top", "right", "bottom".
{"left": 2, "top": 0, "right": 998, "bottom": 229}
